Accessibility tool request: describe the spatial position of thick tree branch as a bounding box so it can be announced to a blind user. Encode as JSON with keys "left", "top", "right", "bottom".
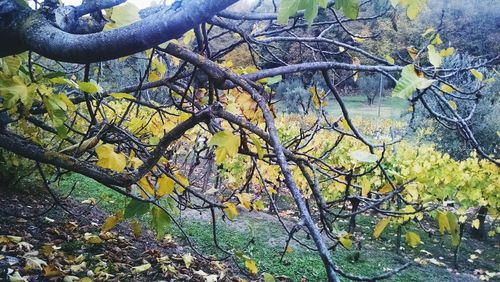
{"left": 0, "top": 0, "right": 238, "bottom": 63}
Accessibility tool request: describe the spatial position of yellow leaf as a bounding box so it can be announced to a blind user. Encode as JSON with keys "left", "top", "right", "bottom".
{"left": 405, "top": 231, "right": 421, "bottom": 248}
{"left": 440, "top": 84, "right": 454, "bottom": 93}
{"left": 407, "top": 47, "right": 418, "bottom": 61}
{"left": 173, "top": 171, "right": 189, "bottom": 193}
{"left": 59, "top": 135, "right": 99, "bottom": 155}
{"left": 131, "top": 219, "right": 141, "bottom": 238}
{"left": 339, "top": 117, "right": 350, "bottom": 131}
{"left": 421, "top": 27, "right": 435, "bottom": 37}
{"left": 84, "top": 233, "right": 103, "bottom": 244}
{"left": 223, "top": 202, "right": 238, "bottom": 220}
{"left": 24, "top": 255, "right": 47, "bottom": 271}
{"left": 131, "top": 263, "right": 151, "bottom": 273}
{"left": 437, "top": 212, "right": 450, "bottom": 234}
{"left": 470, "top": 69, "right": 483, "bottom": 81}
{"left": 56, "top": 93, "right": 76, "bottom": 112}
{"left": 95, "top": 144, "right": 127, "bottom": 172}
{"left": 249, "top": 135, "right": 264, "bottom": 159}
{"left": 110, "top": 92, "right": 136, "bottom": 100}
{"left": 379, "top": 183, "right": 393, "bottom": 194}
{"left": 244, "top": 259, "right": 258, "bottom": 275}
{"left": 448, "top": 100, "right": 458, "bottom": 111}
{"left": 405, "top": 0, "right": 426, "bottom": 20}
{"left": 431, "top": 34, "right": 442, "bottom": 45}
{"left": 385, "top": 54, "right": 395, "bottom": 64}
{"left": 182, "top": 30, "right": 196, "bottom": 45}
{"left": 309, "top": 87, "right": 327, "bottom": 109}
{"left": 236, "top": 193, "right": 252, "bottom": 210}
{"left": 104, "top": 3, "right": 140, "bottom": 30}
{"left": 439, "top": 47, "right": 454, "bottom": 57}
{"left": 149, "top": 57, "right": 167, "bottom": 82}
{"left": 157, "top": 175, "right": 175, "bottom": 197}
{"left": 267, "top": 187, "right": 277, "bottom": 195}
{"left": 361, "top": 178, "right": 371, "bottom": 197}
{"left": 373, "top": 218, "right": 390, "bottom": 239}
{"left": 209, "top": 131, "right": 241, "bottom": 164}
{"left": 427, "top": 44, "right": 442, "bottom": 68}
{"left": 128, "top": 156, "right": 143, "bottom": 170}
{"left": 471, "top": 219, "right": 480, "bottom": 229}
{"left": 182, "top": 253, "right": 193, "bottom": 268}
{"left": 352, "top": 57, "right": 360, "bottom": 81}
{"left": 339, "top": 233, "right": 352, "bottom": 249}
{"left": 101, "top": 211, "right": 123, "bottom": 232}
{"left": 138, "top": 176, "right": 155, "bottom": 198}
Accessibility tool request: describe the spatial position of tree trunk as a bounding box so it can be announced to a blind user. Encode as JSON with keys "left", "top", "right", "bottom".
{"left": 471, "top": 206, "right": 488, "bottom": 240}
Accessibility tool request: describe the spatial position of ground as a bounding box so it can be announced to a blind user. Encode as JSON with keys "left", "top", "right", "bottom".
{"left": 1, "top": 97, "right": 499, "bottom": 281}
{"left": 1, "top": 172, "right": 498, "bottom": 281}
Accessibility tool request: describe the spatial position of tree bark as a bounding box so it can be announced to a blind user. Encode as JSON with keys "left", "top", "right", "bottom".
{"left": 0, "top": 0, "right": 238, "bottom": 63}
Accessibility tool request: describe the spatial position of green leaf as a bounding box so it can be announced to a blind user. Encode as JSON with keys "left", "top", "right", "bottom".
{"left": 44, "top": 94, "right": 68, "bottom": 128}
{"left": 249, "top": 135, "right": 264, "bottom": 159}
{"left": 43, "top": 72, "right": 65, "bottom": 79}
{"left": 303, "top": 0, "right": 319, "bottom": 24}
{"left": 349, "top": 150, "right": 378, "bottom": 163}
{"left": 49, "top": 77, "right": 78, "bottom": 88}
{"left": 392, "top": 65, "right": 435, "bottom": 99}
{"left": 14, "top": 0, "right": 30, "bottom": 8}
{"left": 151, "top": 206, "right": 171, "bottom": 238}
{"left": 446, "top": 212, "right": 460, "bottom": 246}
{"left": 318, "top": 0, "right": 328, "bottom": 8}
{"left": 0, "top": 75, "right": 35, "bottom": 109}
{"left": 263, "top": 273, "right": 276, "bottom": 282}
{"left": 335, "top": 0, "right": 359, "bottom": 19}
{"left": 110, "top": 92, "right": 136, "bottom": 100}
{"left": 266, "top": 75, "right": 282, "bottom": 85}
{"left": 77, "top": 81, "right": 99, "bottom": 94}
{"left": 124, "top": 199, "right": 151, "bottom": 219}
{"left": 427, "top": 45, "right": 442, "bottom": 68}
{"left": 277, "top": 0, "right": 301, "bottom": 24}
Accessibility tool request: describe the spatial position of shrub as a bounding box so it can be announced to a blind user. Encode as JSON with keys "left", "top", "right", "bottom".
{"left": 412, "top": 52, "right": 499, "bottom": 159}
{"left": 274, "top": 78, "right": 310, "bottom": 113}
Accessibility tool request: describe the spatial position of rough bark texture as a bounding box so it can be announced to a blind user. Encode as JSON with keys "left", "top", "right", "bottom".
{"left": 0, "top": 0, "right": 238, "bottom": 63}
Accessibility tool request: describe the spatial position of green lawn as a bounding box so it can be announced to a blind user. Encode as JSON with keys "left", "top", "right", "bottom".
{"left": 55, "top": 173, "right": 496, "bottom": 281}
{"left": 325, "top": 95, "right": 409, "bottom": 120}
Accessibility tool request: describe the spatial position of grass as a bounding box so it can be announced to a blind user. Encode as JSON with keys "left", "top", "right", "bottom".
{"left": 55, "top": 173, "right": 499, "bottom": 281}
{"left": 325, "top": 95, "right": 409, "bottom": 120}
